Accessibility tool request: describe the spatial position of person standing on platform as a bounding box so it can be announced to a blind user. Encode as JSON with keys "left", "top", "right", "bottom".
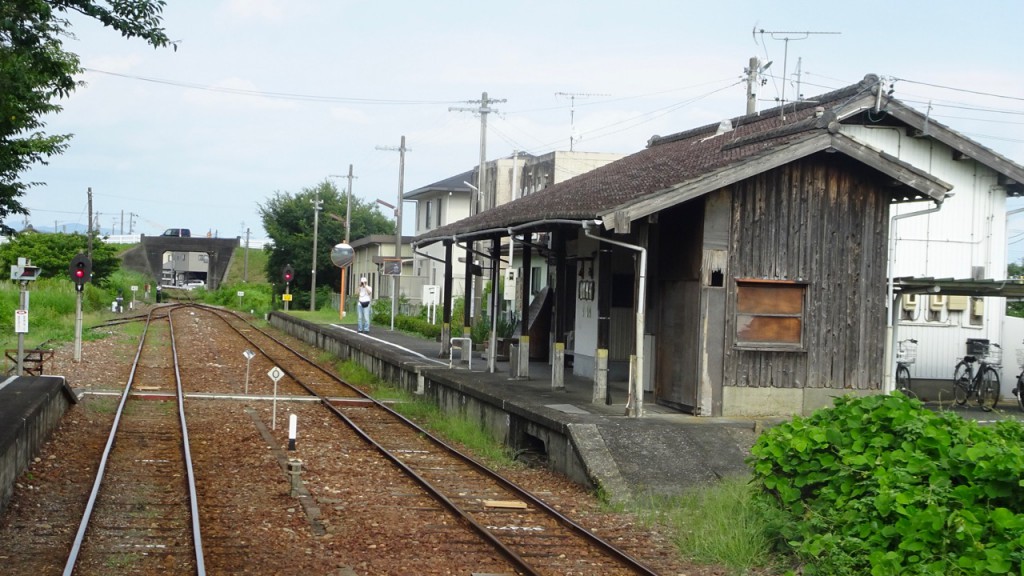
{"left": 357, "top": 277, "right": 373, "bottom": 333}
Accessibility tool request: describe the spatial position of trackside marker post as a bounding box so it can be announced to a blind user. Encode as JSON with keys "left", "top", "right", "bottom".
{"left": 242, "top": 349, "right": 255, "bottom": 394}
{"left": 288, "top": 414, "right": 297, "bottom": 450}
{"left": 268, "top": 366, "right": 283, "bottom": 429}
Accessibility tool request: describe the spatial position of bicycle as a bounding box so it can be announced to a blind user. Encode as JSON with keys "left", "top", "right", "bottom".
{"left": 895, "top": 338, "right": 918, "bottom": 398}
{"left": 1011, "top": 345, "right": 1024, "bottom": 412}
{"left": 952, "top": 341, "right": 1001, "bottom": 411}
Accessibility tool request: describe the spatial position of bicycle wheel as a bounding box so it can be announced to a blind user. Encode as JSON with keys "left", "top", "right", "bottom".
{"left": 895, "top": 365, "right": 915, "bottom": 398}
{"left": 978, "top": 366, "right": 1000, "bottom": 411}
{"left": 953, "top": 362, "right": 971, "bottom": 405}
{"left": 1017, "top": 374, "right": 1024, "bottom": 412}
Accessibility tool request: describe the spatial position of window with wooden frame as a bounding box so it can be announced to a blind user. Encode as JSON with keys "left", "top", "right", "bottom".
{"left": 735, "top": 279, "right": 807, "bottom": 349}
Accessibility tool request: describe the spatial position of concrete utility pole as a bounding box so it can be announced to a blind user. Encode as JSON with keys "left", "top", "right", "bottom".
{"left": 87, "top": 188, "right": 93, "bottom": 257}
{"left": 450, "top": 92, "right": 505, "bottom": 333}
{"left": 243, "top": 228, "right": 250, "bottom": 282}
{"left": 744, "top": 56, "right": 772, "bottom": 115}
{"left": 376, "top": 138, "right": 410, "bottom": 330}
{"left": 310, "top": 188, "right": 323, "bottom": 311}
{"left": 328, "top": 166, "right": 358, "bottom": 319}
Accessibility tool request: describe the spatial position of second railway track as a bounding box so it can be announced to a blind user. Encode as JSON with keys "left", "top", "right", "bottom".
{"left": 195, "top": 304, "right": 659, "bottom": 575}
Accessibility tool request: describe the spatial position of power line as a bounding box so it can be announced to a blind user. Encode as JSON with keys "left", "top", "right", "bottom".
{"left": 893, "top": 78, "right": 1024, "bottom": 102}
{"left": 82, "top": 68, "right": 462, "bottom": 105}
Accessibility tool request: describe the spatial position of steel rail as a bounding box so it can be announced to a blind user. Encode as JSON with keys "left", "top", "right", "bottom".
{"left": 168, "top": 305, "right": 207, "bottom": 575}
{"left": 62, "top": 305, "right": 205, "bottom": 575}
{"left": 198, "top": 303, "right": 658, "bottom": 575}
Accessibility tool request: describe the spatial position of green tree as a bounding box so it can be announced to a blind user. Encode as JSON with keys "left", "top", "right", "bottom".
{"left": 259, "top": 180, "right": 395, "bottom": 305}
{"left": 1009, "top": 261, "right": 1024, "bottom": 318}
{"left": 1, "top": 1, "right": 171, "bottom": 234}
{"left": 0, "top": 232, "right": 119, "bottom": 283}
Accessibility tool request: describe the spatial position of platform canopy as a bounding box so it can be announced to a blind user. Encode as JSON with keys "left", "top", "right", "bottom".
{"left": 893, "top": 276, "right": 1024, "bottom": 299}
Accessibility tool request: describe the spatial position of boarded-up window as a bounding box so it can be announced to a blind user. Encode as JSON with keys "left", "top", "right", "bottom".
{"left": 735, "top": 280, "right": 806, "bottom": 348}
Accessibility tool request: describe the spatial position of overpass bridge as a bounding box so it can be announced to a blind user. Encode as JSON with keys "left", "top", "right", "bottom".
{"left": 120, "top": 236, "right": 239, "bottom": 290}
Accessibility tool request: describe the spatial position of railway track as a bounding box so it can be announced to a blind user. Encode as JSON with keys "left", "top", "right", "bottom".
{"left": 197, "top": 304, "right": 659, "bottom": 575}
{"left": 63, "top": 306, "right": 204, "bottom": 575}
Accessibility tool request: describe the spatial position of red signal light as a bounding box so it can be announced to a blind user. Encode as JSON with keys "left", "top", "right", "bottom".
{"left": 69, "top": 254, "right": 92, "bottom": 292}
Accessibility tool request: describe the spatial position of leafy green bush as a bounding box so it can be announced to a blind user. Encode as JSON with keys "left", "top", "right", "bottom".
{"left": 749, "top": 393, "right": 1024, "bottom": 575}
{"left": 201, "top": 281, "right": 273, "bottom": 315}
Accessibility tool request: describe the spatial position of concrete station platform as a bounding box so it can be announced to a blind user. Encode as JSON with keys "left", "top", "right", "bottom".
{"left": 0, "top": 376, "right": 77, "bottom": 516}
{"left": 272, "top": 313, "right": 779, "bottom": 503}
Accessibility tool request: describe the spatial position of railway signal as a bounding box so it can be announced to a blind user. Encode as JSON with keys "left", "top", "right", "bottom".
{"left": 69, "top": 254, "right": 92, "bottom": 292}
{"left": 68, "top": 254, "right": 92, "bottom": 364}
{"left": 282, "top": 265, "right": 294, "bottom": 311}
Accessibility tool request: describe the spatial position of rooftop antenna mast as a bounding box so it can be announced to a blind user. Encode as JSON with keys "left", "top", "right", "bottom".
{"left": 555, "top": 91, "right": 609, "bottom": 151}
{"left": 753, "top": 28, "right": 840, "bottom": 120}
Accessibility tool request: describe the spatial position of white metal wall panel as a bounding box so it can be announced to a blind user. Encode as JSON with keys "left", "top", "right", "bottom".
{"left": 845, "top": 125, "right": 1010, "bottom": 386}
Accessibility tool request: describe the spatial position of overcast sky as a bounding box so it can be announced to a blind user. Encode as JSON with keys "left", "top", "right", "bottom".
{"left": 21, "top": 1, "right": 1024, "bottom": 257}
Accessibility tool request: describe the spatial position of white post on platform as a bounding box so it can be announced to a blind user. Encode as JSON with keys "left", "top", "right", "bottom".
{"left": 288, "top": 414, "right": 297, "bottom": 450}
{"left": 552, "top": 342, "right": 565, "bottom": 390}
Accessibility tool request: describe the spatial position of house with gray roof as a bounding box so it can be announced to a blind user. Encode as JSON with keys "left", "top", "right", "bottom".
{"left": 415, "top": 74, "right": 1024, "bottom": 418}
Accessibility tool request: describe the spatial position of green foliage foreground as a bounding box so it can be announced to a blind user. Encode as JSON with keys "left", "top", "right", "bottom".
{"left": 749, "top": 393, "right": 1024, "bottom": 575}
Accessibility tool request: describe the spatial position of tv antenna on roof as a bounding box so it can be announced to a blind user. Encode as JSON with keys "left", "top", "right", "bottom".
{"left": 753, "top": 28, "right": 840, "bottom": 119}
{"left": 555, "top": 91, "right": 610, "bottom": 151}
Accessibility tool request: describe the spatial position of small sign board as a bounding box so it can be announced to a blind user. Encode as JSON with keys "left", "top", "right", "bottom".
{"left": 130, "top": 285, "right": 138, "bottom": 292}
{"left": 267, "top": 366, "right": 284, "bottom": 383}
{"left": 504, "top": 268, "right": 518, "bottom": 301}
{"left": 422, "top": 285, "right": 440, "bottom": 306}
{"left": 382, "top": 260, "right": 402, "bottom": 276}
{"left": 243, "top": 349, "right": 255, "bottom": 360}
{"left": 282, "top": 293, "right": 293, "bottom": 302}
{"left": 237, "top": 291, "right": 245, "bottom": 297}
{"left": 14, "top": 310, "right": 28, "bottom": 334}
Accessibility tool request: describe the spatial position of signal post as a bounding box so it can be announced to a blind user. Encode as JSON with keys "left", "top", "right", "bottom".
{"left": 282, "top": 264, "right": 294, "bottom": 311}
{"left": 69, "top": 254, "right": 92, "bottom": 362}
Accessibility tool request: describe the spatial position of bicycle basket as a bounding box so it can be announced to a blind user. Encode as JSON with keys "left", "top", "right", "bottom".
{"left": 895, "top": 340, "right": 917, "bottom": 364}
{"left": 981, "top": 343, "right": 1002, "bottom": 366}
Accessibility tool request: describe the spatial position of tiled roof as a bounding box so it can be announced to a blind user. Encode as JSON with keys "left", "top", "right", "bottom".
{"left": 413, "top": 74, "right": 1011, "bottom": 245}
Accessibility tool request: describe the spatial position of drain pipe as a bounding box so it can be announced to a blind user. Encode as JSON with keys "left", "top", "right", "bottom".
{"left": 886, "top": 198, "right": 946, "bottom": 393}
{"left": 582, "top": 220, "right": 647, "bottom": 418}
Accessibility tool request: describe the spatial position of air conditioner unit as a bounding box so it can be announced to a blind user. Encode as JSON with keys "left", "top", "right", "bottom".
{"left": 947, "top": 295, "right": 969, "bottom": 311}
{"left": 902, "top": 294, "right": 918, "bottom": 311}
{"left": 972, "top": 298, "right": 985, "bottom": 317}
{"left": 929, "top": 294, "right": 947, "bottom": 311}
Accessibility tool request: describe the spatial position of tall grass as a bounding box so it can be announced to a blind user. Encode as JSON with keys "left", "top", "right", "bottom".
{"left": 332, "top": 359, "right": 513, "bottom": 467}
{"left": 633, "top": 476, "right": 779, "bottom": 574}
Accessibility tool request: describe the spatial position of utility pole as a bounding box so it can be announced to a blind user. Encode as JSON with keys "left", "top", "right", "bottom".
{"left": 328, "top": 166, "right": 358, "bottom": 320}
{"left": 87, "top": 188, "right": 93, "bottom": 257}
{"left": 310, "top": 188, "right": 323, "bottom": 311}
{"left": 376, "top": 138, "right": 409, "bottom": 330}
{"left": 555, "top": 91, "right": 609, "bottom": 151}
{"left": 450, "top": 92, "right": 505, "bottom": 333}
{"left": 243, "top": 228, "right": 250, "bottom": 282}
{"left": 744, "top": 56, "right": 772, "bottom": 115}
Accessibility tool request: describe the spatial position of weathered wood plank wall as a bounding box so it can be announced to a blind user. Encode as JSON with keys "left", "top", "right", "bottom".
{"left": 723, "top": 155, "right": 888, "bottom": 390}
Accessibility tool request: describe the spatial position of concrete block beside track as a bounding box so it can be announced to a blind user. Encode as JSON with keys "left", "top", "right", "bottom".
{"left": 0, "top": 376, "right": 77, "bottom": 516}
